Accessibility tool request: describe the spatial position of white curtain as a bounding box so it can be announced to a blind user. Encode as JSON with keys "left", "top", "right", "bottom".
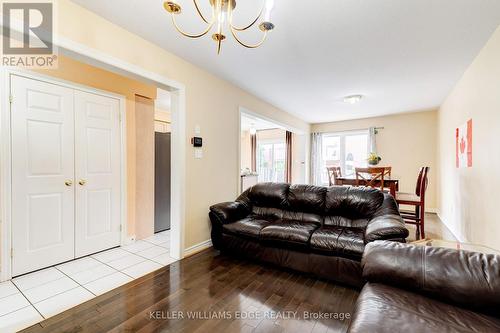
{"left": 369, "top": 127, "right": 377, "bottom": 154}
{"left": 311, "top": 133, "right": 323, "bottom": 185}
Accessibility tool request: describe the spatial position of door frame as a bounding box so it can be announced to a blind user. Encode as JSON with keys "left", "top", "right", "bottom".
{"left": 1, "top": 68, "right": 128, "bottom": 280}
{"left": 1, "top": 35, "right": 187, "bottom": 282}
{"left": 237, "top": 107, "right": 308, "bottom": 194}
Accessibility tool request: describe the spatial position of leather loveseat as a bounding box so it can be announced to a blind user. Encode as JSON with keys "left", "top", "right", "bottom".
{"left": 209, "top": 183, "right": 409, "bottom": 287}
{"left": 348, "top": 241, "right": 500, "bottom": 333}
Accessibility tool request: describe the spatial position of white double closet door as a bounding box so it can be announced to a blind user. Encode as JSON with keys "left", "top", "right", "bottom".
{"left": 11, "top": 74, "right": 122, "bottom": 276}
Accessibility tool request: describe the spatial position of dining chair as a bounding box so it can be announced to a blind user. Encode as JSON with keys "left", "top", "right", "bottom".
{"left": 327, "top": 166, "right": 342, "bottom": 186}
{"left": 355, "top": 167, "right": 385, "bottom": 191}
{"left": 396, "top": 167, "right": 430, "bottom": 240}
{"left": 382, "top": 166, "right": 392, "bottom": 177}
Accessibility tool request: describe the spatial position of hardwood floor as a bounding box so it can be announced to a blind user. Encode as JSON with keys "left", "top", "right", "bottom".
{"left": 21, "top": 249, "right": 359, "bottom": 333}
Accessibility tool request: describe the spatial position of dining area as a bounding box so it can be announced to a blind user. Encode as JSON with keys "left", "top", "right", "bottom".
{"left": 327, "top": 165, "right": 430, "bottom": 240}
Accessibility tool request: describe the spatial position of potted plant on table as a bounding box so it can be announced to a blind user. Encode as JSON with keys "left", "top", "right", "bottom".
{"left": 368, "top": 152, "right": 382, "bottom": 166}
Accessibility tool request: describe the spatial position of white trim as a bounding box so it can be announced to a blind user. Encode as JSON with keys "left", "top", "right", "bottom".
{"left": 239, "top": 107, "right": 305, "bottom": 135}
{"left": 0, "top": 67, "right": 12, "bottom": 282}
{"left": 435, "top": 210, "right": 468, "bottom": 243}
{"left": 0, "top": 69, "right": 129, "bottom": 280}
{"left": 183, "top": 239, "right": 213, "bottom": 257}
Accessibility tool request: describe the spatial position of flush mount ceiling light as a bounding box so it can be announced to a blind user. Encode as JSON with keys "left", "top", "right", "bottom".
{"left": 343, "top": 95, "right": 363, "bottom": 104}
{"left": 163, "top": 0, "right": 275, "bottom": 54}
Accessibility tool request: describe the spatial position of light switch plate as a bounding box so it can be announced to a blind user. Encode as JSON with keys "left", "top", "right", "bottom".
{"left": 194, "top": 148, "right": 203, "bottom": 159}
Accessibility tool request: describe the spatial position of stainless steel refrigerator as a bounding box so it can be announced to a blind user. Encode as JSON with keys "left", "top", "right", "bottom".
{"left": 154, "top": 132, "right": 171, "bottom": 233}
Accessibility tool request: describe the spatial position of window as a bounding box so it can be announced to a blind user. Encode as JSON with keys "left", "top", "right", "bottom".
{"left": 257, "top": 141, "right": 286, "bottom": 182}
{"left": 320, "top": 130, "right": 369, "bottom": 185}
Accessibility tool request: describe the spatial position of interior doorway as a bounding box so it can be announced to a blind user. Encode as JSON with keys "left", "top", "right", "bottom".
{"left": 1, "top": 47, "right": 186, "bottom": 281}
{"left": 239, "top": 108, "right": 309, "bottom": 193}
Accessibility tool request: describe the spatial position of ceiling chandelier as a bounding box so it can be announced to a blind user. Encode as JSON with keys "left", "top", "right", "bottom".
{"left": 163, "top": 0, "right": 275, "bottom": 54}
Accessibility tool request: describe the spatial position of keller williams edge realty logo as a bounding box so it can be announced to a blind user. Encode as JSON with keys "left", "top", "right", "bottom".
{"left": 1, "top": 0, "right": 58, "bottom": 68}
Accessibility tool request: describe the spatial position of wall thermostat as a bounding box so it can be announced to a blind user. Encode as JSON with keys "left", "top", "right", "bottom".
{"left": 191, "top": 137, "right": 203, "bottom": 147}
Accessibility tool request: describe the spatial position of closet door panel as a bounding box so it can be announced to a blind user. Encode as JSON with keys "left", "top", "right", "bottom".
{"left": 11, "top": 75, "right": 75, "bottom": 276}
{"left": 74, "top": 90, "right": 121, "bottom": 257}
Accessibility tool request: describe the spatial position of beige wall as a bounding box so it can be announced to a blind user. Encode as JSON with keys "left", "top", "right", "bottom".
{"left": 36, "top": 55, "right": 157, "bottom": 238}
{"left": 135, "top": 95, "right": 155, "bottom": 239}
{"left": 240, "top": 130, "right": 252, "bottom": 172}
{"left": 312, "top": 110, "right": 438, "bottom": 210}
{"left": 257, "top": 128, "right": 285, "bottom": 141}
{"left": 56, "top": 0, "right": 310, "bottom": 248}
{"left": 437, "top": 26, "right": 500, "bottom": 249}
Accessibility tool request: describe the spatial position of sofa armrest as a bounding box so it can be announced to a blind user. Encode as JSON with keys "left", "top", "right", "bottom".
{"left": 362, "top": 241, "right": 500, "bottom": 317}
{"left": 209, "top": 201, "right": 250, "bottom": 225}
{"left": 365, "top": 194, "right": 408, "bottom": 242}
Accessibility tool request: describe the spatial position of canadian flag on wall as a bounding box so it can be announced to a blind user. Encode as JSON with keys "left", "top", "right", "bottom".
{"left": 456, "top": 119, "right": 472, "bottom": 168}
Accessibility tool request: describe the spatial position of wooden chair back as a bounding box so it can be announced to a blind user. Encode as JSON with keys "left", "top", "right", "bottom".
{"left": 415, "top": 167, "right": 430, "bottom": 199}
{"left": 355, "top": 167, "right": 385, "bottom": 190}
{"left": 327, "top": 166, "right": 342, "bottom": 186}
{"left": 382, "top": 166, "right": 392, "bottom": 177}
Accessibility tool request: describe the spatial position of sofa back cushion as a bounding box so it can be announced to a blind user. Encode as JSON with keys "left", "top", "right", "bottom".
{"left": 287, "top": 184, "right": 327, "bottom": 212}
{"left": 324, "top": 186, "right": 384, "bottom": 224}
{"left": 243, "top": 183, "right": 384, "bottom": 227}
{"left": 363, "top": 241, "right": 500, "bottom": 318}
{"left": 247, "top": 182, "right": 289, "bottom": 209}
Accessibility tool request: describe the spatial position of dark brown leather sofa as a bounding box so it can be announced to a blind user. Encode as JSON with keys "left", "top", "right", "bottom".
{"left": 348, "top": 241, "right": 500, "bottom": 333}
{"left": 209, "top": 183, "right": 409, "bottom": 287}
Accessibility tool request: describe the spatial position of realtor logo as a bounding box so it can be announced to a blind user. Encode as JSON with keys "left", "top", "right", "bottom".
{"left": 1, "top": 0, "right": 58, "bottom": 68}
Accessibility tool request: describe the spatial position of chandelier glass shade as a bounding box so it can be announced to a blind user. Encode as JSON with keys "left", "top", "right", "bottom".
{"left": 163, "top": 0, "right": 275, "bottom": 54}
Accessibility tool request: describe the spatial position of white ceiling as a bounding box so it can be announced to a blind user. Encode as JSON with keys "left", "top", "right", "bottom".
{"left": 241, "top": 113, "right": 282, "bottom": 131}
{"left": 72, "top": 0, "right": 500, "bottom": 123}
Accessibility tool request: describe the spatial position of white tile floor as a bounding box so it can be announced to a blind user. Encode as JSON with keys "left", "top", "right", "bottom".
{"left": 0, "top": 230, "right": 176, "bottom": 333}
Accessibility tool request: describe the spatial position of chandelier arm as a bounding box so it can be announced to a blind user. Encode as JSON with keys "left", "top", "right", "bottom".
{"left": 229, "top": 1, "right": 265, "bottom": 31}
{"left": 230, "top": 27, "right": 268, "bottom": 49}
{"left": 171, "top": 8, "right": 215, "bottom": 39}
{"left": 193, "top": 0, "right": 210, "bottom": 24}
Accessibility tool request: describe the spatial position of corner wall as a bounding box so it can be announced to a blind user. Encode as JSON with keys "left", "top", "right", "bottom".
{"left": 437, "top": 26, "right": 500, "bottom": 249}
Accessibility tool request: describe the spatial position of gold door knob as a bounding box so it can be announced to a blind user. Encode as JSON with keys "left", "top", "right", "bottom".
{"left": 79, "top": 179, "right": 86, "bottom": 186}
{"left": 65, "top": 180, "right": 73, "bottom": 186}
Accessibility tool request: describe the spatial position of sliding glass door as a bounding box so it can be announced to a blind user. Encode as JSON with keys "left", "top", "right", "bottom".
{"left": 257, "top": 141, "right": 286, "bottom": 182}
{"left": 320, "top": 130, "right": 369, "bottom": 184}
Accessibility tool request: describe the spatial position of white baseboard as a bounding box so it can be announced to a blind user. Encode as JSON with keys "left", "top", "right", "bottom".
{"left": 435, "top": 211, "right": 467, "bottom": 243}
{"left": 426, "top": 207, "right": 438, "bottom": 214}
{"left": 183, "top": 239, "right": 213, "bottom": 257}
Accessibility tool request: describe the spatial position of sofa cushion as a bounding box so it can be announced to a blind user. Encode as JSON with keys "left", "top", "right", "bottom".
{"left": 348, "top": 283, "right": 500, "bottom": 333}
{"left": 323, "top": 216, "right": 369, "bottom": 228}
{"left": 247, "top": 182, "right": 289, "bottom": 209}
{"left": 222, "top": 217, "right": 272, "bottom": 239}
{"left": 260, "top": 220, "right": 319, "bottom": 248}
{"left": 325, "top": 186, "right": 384, "bottom": 219}
{"left": 310, "top": 226, "right": 365, "bottom": 260}
{"left": 287, "top": 184, "right": 327, "bottom": 213}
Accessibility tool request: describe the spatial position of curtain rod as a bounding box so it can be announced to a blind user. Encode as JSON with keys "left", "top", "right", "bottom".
{"left": 314, "top": 126, "right": 385, "bottom": 135}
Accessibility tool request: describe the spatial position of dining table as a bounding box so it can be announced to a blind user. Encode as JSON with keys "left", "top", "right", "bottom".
{"left": 334, "top": 175, "right": 399, "bottom": 197}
